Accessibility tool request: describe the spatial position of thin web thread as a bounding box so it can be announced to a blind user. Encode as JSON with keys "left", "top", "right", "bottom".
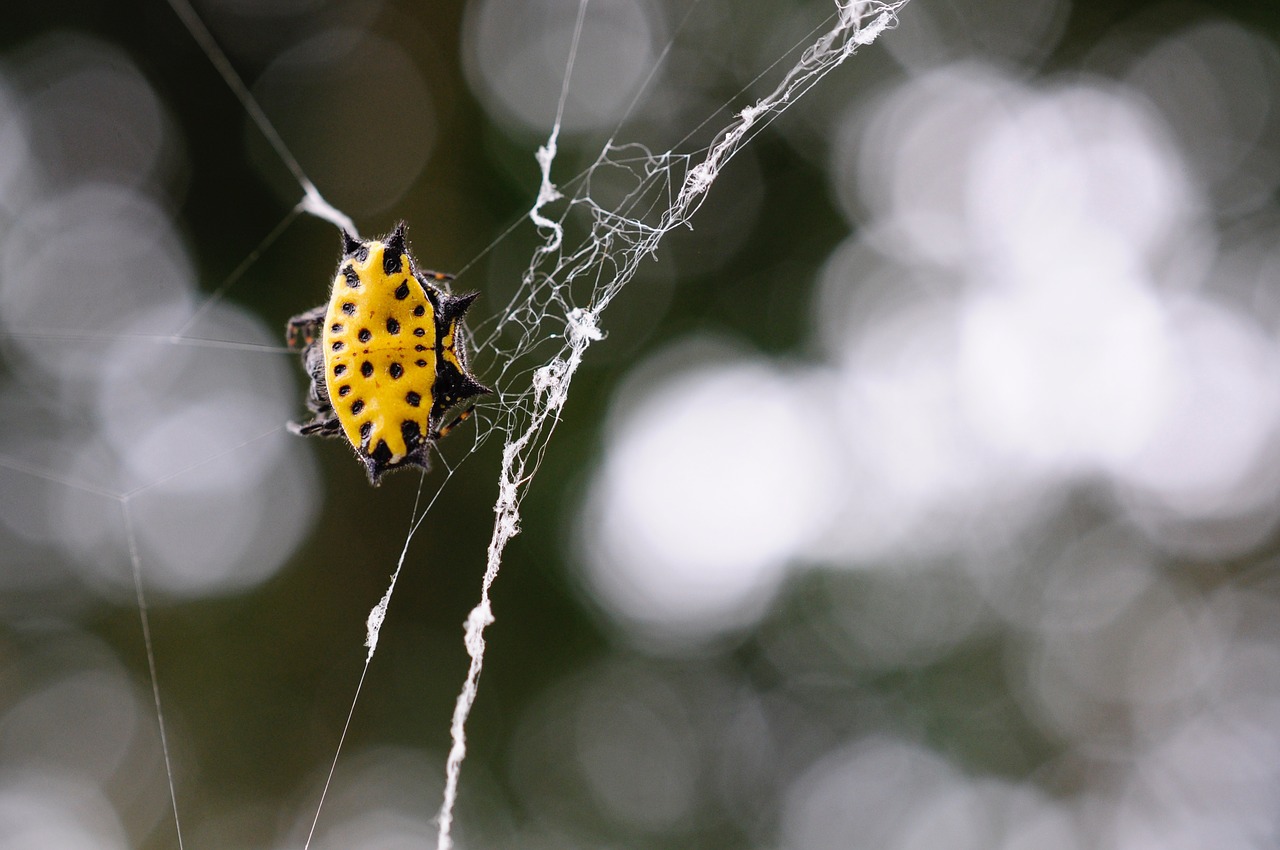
{"left": 301, "top": 470, "right": 431, "bottom": 850}
{"left": 0, "top": 423, "right": 284, "bottom": 849}
{"left": 433, "top": 2, "right": 909, "bottom": 847}
{"left": 305, "top": 461, "right": 462, "bottom": 848}
{"left": 171, "top": 204, "right": 303, "bottom": 340}
{"left": 122, "top": 500, "right": 185, "bottom": 850}
{"left": 162, "top": 0, "right": 355, "bottom": 235}
{"left": 3, "top": 3, "right": 469, "bottom": 846}
{"left": 115, "top": 6, "right": 363, "bottom": 843}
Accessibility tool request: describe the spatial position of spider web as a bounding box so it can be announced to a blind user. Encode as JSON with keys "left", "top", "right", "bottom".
{"left": 0, "top": 1, "right": 907, "bottom": 847}
{"left": 430, "top": 4, "right": 904, "bottom": 846}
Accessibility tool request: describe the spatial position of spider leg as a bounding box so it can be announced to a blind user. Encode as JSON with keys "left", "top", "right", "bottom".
{"left": 414, "top": 270, "right": 456, "bottom": 303}
{"left": 432, "top": 404, "right": 478, "bottom": 440}
{"left": 363, "top": 456, "right": 384, "bottom": 487}
{"left": 286, "top": 304, "right": 327, "bottom": 351}
{"left": 301, "top": 343, "right": 332, "bottom": 413}
{"left": 289, "top": 415, "right": 342, "bottom": 437}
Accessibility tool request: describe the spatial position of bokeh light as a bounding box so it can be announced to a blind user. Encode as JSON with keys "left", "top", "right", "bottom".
{"left": 0, "top": 771, "right": 129, "bottom": 850}
{"left": 252, "top": 28, "right": 439, "bottom": 215}
{"left": 6, "top": 1, "right": 1280, "bottom": 849}
{"left": 463, "top": 0, "right": 660, "bottom": 134}
{"left": 573, "top": 6, "right": 1280, "bottom": 850}
{"left": 578, "top": 341, "right": 841, "bottom": 646}
{"left": 0, "top": 34, "right": 321, "bottom": 604}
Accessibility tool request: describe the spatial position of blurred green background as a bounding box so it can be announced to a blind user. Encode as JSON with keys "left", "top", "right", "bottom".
{"left": 3, "top": 0, "right": 1280, "bottom": 848}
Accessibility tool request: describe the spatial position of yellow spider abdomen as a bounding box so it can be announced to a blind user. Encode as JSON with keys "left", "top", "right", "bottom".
{"left": 287, "top": 222, "right": 490, "bottom": 485}
{"left": 322, "top": 240, "right": 439, "bottom": 462}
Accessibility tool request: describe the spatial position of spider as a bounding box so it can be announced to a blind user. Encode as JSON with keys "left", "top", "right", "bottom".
{"left": 286, "top": 223, "right": 491, "bottom": 485}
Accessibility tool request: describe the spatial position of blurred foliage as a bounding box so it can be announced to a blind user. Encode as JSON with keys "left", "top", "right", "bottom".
{"left": 3, "top": 0, "right": 1280, "bottom": 849}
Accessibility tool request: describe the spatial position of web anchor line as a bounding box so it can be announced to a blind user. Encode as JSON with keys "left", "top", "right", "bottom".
{"left": 432, "top": 3, "right": 908, "bottom": 849}
{"left": 122, "top": 500, "right": 186, "bottom": 850}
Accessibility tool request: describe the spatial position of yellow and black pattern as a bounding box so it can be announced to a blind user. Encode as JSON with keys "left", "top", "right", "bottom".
{"left": 286, "top": 223, "right": 490, "bottom": 485}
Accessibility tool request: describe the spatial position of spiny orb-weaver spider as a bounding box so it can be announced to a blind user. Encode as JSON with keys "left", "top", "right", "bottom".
{"left": 287, "top": 223, "right": 491, "bottom": 485}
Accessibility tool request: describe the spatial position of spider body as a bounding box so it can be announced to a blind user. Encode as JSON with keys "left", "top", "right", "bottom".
{"left": 287, "top": 223, "right": 490, "bottom": 485}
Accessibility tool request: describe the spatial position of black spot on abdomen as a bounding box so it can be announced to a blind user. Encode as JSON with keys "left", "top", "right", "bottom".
{"left": 401, "top": 419, "right": 422, "bottom": 449}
